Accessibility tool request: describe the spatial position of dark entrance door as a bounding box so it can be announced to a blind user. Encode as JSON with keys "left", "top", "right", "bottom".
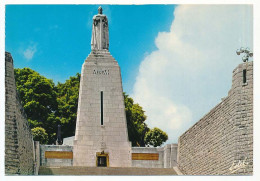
{"left": 97, "top": 156, "right": 107, "bottom": 167}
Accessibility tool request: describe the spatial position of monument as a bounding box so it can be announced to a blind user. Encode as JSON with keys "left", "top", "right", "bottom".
{"left": 73, "top": 7, "right": 132, "bottom": 167}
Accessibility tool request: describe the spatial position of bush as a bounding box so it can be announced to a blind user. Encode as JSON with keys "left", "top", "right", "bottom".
{"left": 31, "top": 127, "right": 48, "bottom": 144}
{"left": 144, "top": 127, "right": 168, "bottom": 147}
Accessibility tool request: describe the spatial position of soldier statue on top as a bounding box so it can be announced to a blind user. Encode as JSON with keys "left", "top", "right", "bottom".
{"left": 91, "top": 7, "right": 109, "bottom": 50}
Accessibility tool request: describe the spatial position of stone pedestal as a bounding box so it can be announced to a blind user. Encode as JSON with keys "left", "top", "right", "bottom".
{"left": 73, "top": 50, "right": 132, "bottom": 167}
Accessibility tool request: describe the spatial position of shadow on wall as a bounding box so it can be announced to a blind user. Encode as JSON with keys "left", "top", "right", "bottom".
{"left": 5, "top": 52, "right": 35, "bottom": 175}
{"left": 177, "top": 61, "right": 253, "bottom": 175}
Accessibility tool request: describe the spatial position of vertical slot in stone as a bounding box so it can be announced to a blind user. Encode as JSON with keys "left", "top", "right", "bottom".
{"left": 101, "top": 91, "right": 103, "bottom": 125}
{"left": 243, "top": 69, "right": 247, "bottom": 83}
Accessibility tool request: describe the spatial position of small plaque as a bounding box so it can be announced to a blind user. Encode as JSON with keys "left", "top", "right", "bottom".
{"left": 132, "top": 153, "right": 159, "bottom": 160}
{"left": 45, "top": 151, "right": 73, "bottom": 159}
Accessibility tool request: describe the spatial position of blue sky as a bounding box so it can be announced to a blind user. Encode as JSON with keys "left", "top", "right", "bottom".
{"left": 5, "top": 5, "right": 253, "bottom": 144}
{"left": 5, "top": 5, "right": 175, "bottom": 93}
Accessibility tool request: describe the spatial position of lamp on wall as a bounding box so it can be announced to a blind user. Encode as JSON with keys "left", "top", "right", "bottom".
{"left": 236, "top": 47, "right": 253, "bottom": 62}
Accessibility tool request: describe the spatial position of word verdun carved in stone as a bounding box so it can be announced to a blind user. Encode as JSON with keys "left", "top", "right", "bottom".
{"left": 93, "top": 69, "right": 110, "bottom": 75}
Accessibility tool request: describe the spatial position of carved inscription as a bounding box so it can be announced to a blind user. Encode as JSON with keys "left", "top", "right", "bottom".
{"left": 45, "top": 151, "right": 73, "bottom": 159}
{"left": 93, "top": 69, "right": 109, "bottom": 75}
{"left": 132, "top": 153, "right": 159, "bottom": 160}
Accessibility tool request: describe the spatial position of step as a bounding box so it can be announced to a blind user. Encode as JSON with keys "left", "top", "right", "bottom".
{"left": 39, "top": 166, "right": 177, "bottom": 175}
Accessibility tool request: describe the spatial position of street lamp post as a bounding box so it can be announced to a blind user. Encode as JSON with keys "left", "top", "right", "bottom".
{"left": 236, "top": 47, "right": 253, "bottom": 62}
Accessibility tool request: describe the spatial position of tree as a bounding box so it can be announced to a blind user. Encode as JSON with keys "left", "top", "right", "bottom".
{"left": 124, "top": 93, "right": 149, "bottom": 146}
{"left": 14, "top": 68, "right": 59, "bottom": 144}
{"left": 31, "top": 127, "right": 48, "bottom": 144}
{"left": 56, "top": 73, "right": 81, "bottom": 139}
{"left": 144, "top": 127, "right": 168, "bottom": 147}
{"left": 15, "top": 68, "right": 169, "bottom": 146}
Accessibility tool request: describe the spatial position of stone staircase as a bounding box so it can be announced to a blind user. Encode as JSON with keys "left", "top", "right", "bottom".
{"left": 39, "top": 166, "right": 177, "bottom": 175}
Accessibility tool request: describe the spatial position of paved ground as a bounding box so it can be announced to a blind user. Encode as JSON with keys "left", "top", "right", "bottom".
{"left": 39, "top": 166, "right": 178, "bottom": 175}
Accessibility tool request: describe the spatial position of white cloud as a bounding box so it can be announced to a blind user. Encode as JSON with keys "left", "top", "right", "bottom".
{"left": 132, "top": 5, "right": 253, "bottom": 144}
{"left": 23, "top": 44, "right": 37, "bottom": 60}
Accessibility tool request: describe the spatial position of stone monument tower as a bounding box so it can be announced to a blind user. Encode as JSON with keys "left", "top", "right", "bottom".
{"left": 73, "top": 7, "right": 132, "bottom": 167}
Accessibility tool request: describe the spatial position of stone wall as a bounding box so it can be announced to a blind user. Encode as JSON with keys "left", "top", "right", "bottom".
{"left": 40, "top": 145, "right": 73, "bottom": 166}
{"left": 132, "top": 144, "right": 177, "bottom": 168}
{"left": 73, "top": 50, "right": 132, "bottom": 167}
{"left": 5, "top": 52, "right": 35, "bottom": 175}
{"left": 177, "top": 61, "right": 253, "bottom": 175}
{"left": 63, "top": 136, "right": 75, "bottom": 146}
{"left": 34, "top": 141, "right": 40, "bottom": 175}
{"left": 132, "top": 147, "right": 164, "bottom": 168}
{"left": 39, "top": 144, "right": 177, "bottom": 168}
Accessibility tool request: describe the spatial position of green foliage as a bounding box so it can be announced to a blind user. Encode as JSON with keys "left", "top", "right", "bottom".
{"left": 144, "top": 127, "right": 168, "bottom": 147}
{"left": 124, "top": 93, "right": 149, "bottom": 146}
{"left": 15, "top": 68, "right": 168, "bottom": 147}
{"left": 15, "top": 68, "right": 81, "bottom": 144}
{"left": 15, "top": 68, "right": 59, "bottom": 144}
{"left": 56, "top": 73, "right": 80, "bottom": 138}
{"left": 31, "top": 127, "right": 48, "bottom": 144}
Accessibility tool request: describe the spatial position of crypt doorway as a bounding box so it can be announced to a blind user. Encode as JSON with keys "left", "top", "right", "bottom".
{"left": 96, "top": 151, "right": 109, "bottom": 167}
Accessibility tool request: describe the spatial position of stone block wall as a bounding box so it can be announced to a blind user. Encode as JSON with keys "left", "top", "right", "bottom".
{"left": 132, "top": 144, "right": 177, "bottom": 168}
{"left": 40, "top": 145, "right": 73, "bottom": 166}
{"left": 5, "top": 52, "right": 35, "bottom": 175}
{"left": 63, "top": 136, "right": 75, "bottom": 146}
{"left": 38, "top": 144, "right": 177, "bottom": 168}
{"left": 132, "top": 147, "right": 164, "bottom": 168}
{"left": 177, "top": 61, "right": 253, "bottom": 175}
{"left": 34, "top": 141, "right": 40, "bottom": 175}
{"left": 73, "top": 50, "right": 131, "bottom": 167}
